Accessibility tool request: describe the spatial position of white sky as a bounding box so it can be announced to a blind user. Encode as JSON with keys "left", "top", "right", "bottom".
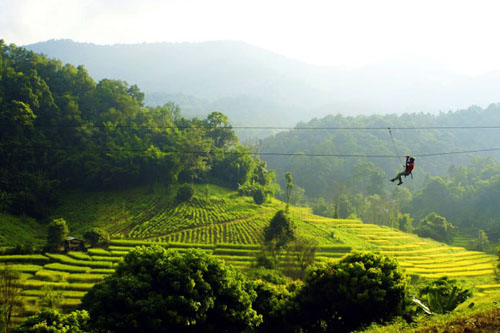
{"left": 2, "top": 0, "right": 500, "bottom": 75}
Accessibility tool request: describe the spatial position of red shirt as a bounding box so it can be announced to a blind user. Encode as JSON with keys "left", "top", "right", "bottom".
{"left": 406, "top": 161, "right": 414, "bottom": 174}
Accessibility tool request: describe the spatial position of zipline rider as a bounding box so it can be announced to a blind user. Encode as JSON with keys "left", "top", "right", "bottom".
{"left": 390, "top": 156, "right": 415, "bottom": 185}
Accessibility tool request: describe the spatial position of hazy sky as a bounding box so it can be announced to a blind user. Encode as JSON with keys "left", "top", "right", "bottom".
{"left": 2, "top": 0, "right": 500, "bottom": 75}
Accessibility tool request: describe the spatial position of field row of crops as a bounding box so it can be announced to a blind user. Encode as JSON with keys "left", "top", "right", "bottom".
{"left": 127, "top": 197, "right": 265, "bottom": 238}
{"left": 301, "top": 216, "right": 498, "bottom": 281}
{"left": 148, "top": 213, "right": 272, "bottom": 244}
{"left": 1, "top": 237, "right": 354, "bottom": 322}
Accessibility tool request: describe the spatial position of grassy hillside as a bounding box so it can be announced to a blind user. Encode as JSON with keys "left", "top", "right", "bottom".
{"left": 1, "top": 184, "right": 499, "bottom": 325}
{"left": 0, "top": 213, "right": 47, "bottom": 249}
{"left": 50, "top": 184, "right": 276, "bottom": 238}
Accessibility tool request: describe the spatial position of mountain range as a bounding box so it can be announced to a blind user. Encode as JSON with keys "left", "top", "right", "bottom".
{"left": 25, "top": 39, "right": 500, "bottom": 138}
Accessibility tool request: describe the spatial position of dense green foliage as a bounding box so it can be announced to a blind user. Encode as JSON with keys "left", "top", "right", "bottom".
{"left": 497, "top": 245, "right": 500, "bottom": 277}
{"left": 409, "top": 159, "right": 500, "bottom": 242}
{"left": 263, "top": 210, "right": 295, "bottom": 266}
{"left": 414, "top": 212, "right": 455, "bottom": 243}
{"left": 260, "top": 110, "right": 500, "bottom": 242}
{"left": 13, "top": 310, "right": 89, "bottom": 333}
{"left": 46, "top": 219, "right": 68, "bottom": 252}
{"left": 293, "top": 252, "right": 409, "bottom": 332}
{"left": 284, "top": 236, "right": 319, "bottom": 279}
{"left": 418, "top": 277, "right": 472, "bottom": 314}
{"left": 175, "top": 183, "right": 194, "bottom": 202}
{"left": 252, "top": 187, "right": 266, "bottom": 204}
{"left": 264, "top": 211, "right": 295, "bottom": 247}
{"left": 82, "top": 228, "right": 109, "bottom": 248}
{"left": 81, "top": 246, "right": 262, "bottom": 332}
{"left": 251, "top": 279, "right": 300, "bottom": 332}
{"left": 0, "top": 42, "right": 273, "bottom": 218}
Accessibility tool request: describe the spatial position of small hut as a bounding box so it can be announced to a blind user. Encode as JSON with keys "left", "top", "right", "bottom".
{"left": 64, "top": 237, "right": 86, "bottom": 252}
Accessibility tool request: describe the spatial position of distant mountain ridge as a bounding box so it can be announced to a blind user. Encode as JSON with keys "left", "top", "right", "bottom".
{"left": 25, "top": 39, "right": 500, "bottom": 136}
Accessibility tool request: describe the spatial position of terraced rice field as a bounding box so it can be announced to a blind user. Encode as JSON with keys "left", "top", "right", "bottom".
{"left": 148, "top": 213, "right": 274, "bottom": 244}
{"left": 0, "top": 237, "right": 354, "bottom": 322}
{"left": 127, "top": 197, "right": 271, "bottom": 238}
{"left": 302, "top": 215, "right": 498, "bottom": 281}
{"left": 2, "top": 205, "right": 497, "bottom": 323}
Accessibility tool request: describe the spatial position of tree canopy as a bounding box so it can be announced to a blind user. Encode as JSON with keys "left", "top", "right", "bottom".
{"left": 0, "top": 41, "right": 273, "bottom": 217}
{"left": 293, "top": 251, "right": 409, "bottom": 332}
{"left": 81, "top": 245, "right": 262, "bottom": 332}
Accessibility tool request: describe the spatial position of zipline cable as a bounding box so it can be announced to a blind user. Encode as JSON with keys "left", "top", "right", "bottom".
{"left": 388, "top": 127, "right": 404, "bottom": 165}
{"left": 2, "top": 124, "right": 500, "bottom": 130}
{"left": 6, "top": 144, "right": 500, "bottom": 158}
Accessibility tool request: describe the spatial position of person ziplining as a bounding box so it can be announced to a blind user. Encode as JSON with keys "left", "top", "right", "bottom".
{"left": 390, "top": 156, "right": 415, "bottom": 185}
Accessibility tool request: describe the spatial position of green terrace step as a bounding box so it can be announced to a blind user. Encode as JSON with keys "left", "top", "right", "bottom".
{"left": 45, "top": 253, "right": 115, "bottom": 268}
{"left": 418, "top": 269, "right": 495, "bottom": 279}
{"left": 305, "top": 218, "right": 363, "bottom": 225}
{"left": 21, "top": 289, "right": 87, "bottom": 298}
{"left": 0, "top": 254, "right": 49, "bottom": 264}
{"left": 5, "top": 264, "right": 44, "bottom": 273}
{"left": 20, "top": 280, "right": 94, "bottom": 291}
{"left": 476, "top": 284, "right": 500, "bottom": 291}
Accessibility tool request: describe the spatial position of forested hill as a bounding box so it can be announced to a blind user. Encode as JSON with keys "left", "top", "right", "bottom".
{"left": 0, "top": 41, "right": 274, "bottom": 218}
{"left": 259, "top": 109, "right": 500, "bottom": 242}
{"left": 24, "top": 39, "right": 320, "bottom": 135}
{"left": 260, "top": 106, "right": 500, "bottom": 193}
{"left": 24, "top": 39, "right": 500, "bottom": 139}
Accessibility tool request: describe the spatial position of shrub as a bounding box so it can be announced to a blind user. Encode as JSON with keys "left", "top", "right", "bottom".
{"left": 83, "top": 228, "right": 110, "bottom": 248}
{"left": 237, "top": 182, "right": 259, "bottom": 196}
{"left": 253, "top": 187, "right": 266, "bottom": 205}
{"left": 251, "top": 279, "right": 301, "bottom": 333}
{"left": 176, "top": 183, "right": 194, "bottom": 202}
{"left": 247, "top": 267, "right": 286, "bottom": 284}
{"left": 12, "top": 309, "right": 90, "bottom": 333}
{"left": 294, "top": 251, "right": 409, "bottom": 332}
{"left": 418, "top": 276, "right": 472, "bottom": 314}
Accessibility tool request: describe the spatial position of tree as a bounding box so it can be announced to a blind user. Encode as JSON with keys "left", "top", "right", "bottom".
{"left": 211, "top": 146, "right": 255, "bottom": 188}
{"left": 495, "top": 245, "right": 500, "bottom": 279}
{"left": 39, "top": 286, "right": 63, "bottom": 310}
{"left": 285, "top": 172, "right": 293, "bottom": 213}
{"left": 311, "top": 197, "right": 335, "bottom": 218}
{"left": 397, "top": 213, "right": 414, "bottom": 233}
{"left": 289, "top": 185, "right": 306, "bottom": 207}
{"left": 83, "top": 228, "right": 110, "bottom": 248}
{"left": 177, "top": 126, "right": 212, "bottom": 184}
{"left": 13, "top": 309, "right": 90, "bottom": 333}
{"left": 285, "top": 236, "right": 319, "bottom": 279}
{"left": 205, "top": 111, "right": 238, "bottom": 148}
{"left": 46, "top": 218, "right": 68, "bottom": 252}
{"left": 415, "top": 212, "right": 455, "bottom": 243}
{"left": 251, "top": 279, "right": 300, "bottom": 333}
{"left": 468, "top": 230, "right": 490, "bottom": 251}
{"left": 176, "top": 183, "right": 194, "bottom": 202}
{"left": 294, "top": 252, "right": 409, "bottom": 332}
{"left": 263, "top": 211, "right": 295, "bottom": 266}
{"left": 0, "top": 265, "right": 24, "bottom": 332}
{"left": 253, "top": 187, "right": 266, "bottom": 205}
{"left": 81, "top": 246, "right": 262, "bottom": 332}
{"left": 334, "top": 194, "right": 354, "bottom": 219}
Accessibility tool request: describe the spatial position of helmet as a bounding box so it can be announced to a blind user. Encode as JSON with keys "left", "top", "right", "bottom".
{"left": 410, "top": 157, "right": 415, "bottom": 162}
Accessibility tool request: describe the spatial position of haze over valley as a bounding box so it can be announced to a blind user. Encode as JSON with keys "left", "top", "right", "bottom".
{"left": 25, "top": 39, "right": 500, "bottom": 135}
